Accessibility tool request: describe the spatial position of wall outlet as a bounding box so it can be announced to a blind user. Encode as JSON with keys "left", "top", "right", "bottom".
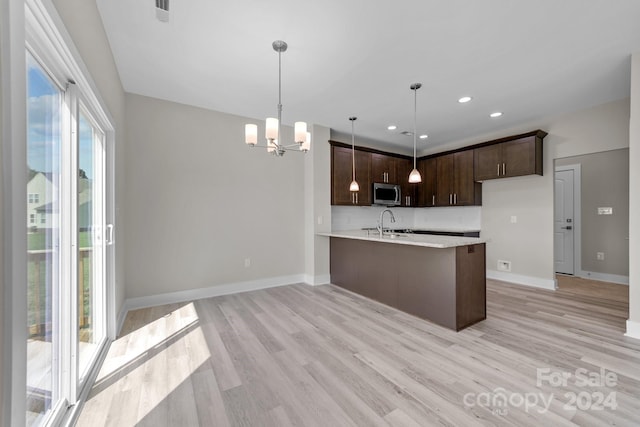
{"left": 317, "top": 216, "right": 323, "bottom": 225}
{"left": 510, "top": 215, "right": 517, "bottom": 224}
{"left": 497, "top": 260, "right": 511, "bottom": 272}
{"left": 596, "top": 252, "right": 605, "bottom": 261}
{"left": 597, "top": 207, "right": 613, "bottom": 215}
{"left": 244, "top": 258, "right": 251, "bottom": 268}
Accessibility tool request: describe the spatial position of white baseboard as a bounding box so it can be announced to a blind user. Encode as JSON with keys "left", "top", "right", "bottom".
{"left": 116, "top": 304, "right": 129, "bottom": 337}
{"left": 625, "top": 320, "right": 640, "bottom": 340}
{"left": 303, "top": 273, "right": 331, "bottom": 286}
{"left": 116, "top": 274, "right": 306, "bottom": 335}
{"left": 487, "top": 270, "right": 557, "bottom": 290}
{"left": 578, "top": 270, "right": 629, "bottom": 285}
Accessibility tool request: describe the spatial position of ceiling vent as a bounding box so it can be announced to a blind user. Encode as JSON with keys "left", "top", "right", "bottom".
{"left": 155, "top": 0, "right": 169, "bottom": 22}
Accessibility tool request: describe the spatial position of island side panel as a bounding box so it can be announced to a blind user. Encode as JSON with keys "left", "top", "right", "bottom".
{"left": 455, "top": 243, "right": 487, "bottom": 330}
{"left": 329, "top": 237, "right": 458, "bottom": 330}
{"left": 394, "top": 244, "right": 458, "bottom": 329}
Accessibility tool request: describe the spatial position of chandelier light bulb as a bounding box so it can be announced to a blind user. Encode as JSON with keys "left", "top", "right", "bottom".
{"left": 245, "top": 124, "right": 257, "bottom": 145}
{"left": 294, "top": 122, "right": 307, "bottom": 144}
{"left": 265, "top": 117, "right": 278, "bottom": 141}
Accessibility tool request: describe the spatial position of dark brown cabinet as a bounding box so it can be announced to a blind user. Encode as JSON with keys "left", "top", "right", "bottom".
{"left": 474, "top": 134, "right": 543, "bottom": 181}
{"left": 436, "top": 151, "right": 481, "bottom": 206}
{"left": 417, "top": 158, "right": 437, "bottom": 207}
{"left": 371, "top": 153, "right": 398, "bottom": 184}
{"left": 331, "top": 146, "right": 371, "bottom": 206}
{"left": 397, "top": 158, "right": 417, "bottom": 207}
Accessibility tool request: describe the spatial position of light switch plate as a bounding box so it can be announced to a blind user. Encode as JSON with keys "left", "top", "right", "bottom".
{"left": 597, "top": 207, "right": 613, "bottom": 215}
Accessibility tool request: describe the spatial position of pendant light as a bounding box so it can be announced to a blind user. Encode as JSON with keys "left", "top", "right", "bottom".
{"left": 349, "top": 117, "right": 359, "bottom": 192}
{"left": 408, "top": 83, "right": 422, "bottom": 183}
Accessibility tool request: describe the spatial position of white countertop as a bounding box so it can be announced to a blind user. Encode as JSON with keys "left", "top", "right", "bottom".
{"left": 317, "top": 229, "right": 486, "bottom": 249}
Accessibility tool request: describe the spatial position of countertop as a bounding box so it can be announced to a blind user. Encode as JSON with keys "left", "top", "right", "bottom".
{"left": 317, "top": 229, "right": 486, "bottom": 249}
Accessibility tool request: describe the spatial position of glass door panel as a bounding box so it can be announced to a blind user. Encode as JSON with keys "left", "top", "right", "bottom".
{"left": 26, "top": 52, "right": 62, "bottom": 426}
{"left": 77, "top": 110, "right": 106, "bottom": 383}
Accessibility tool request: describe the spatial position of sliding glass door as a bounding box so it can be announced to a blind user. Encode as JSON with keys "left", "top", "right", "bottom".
{"left": 77, "top": 110, "right": 106, "bottom": 384}
{"left": 26, "top": 50, "right": 63, "bottom": 427}
{"left": 26, "top": 50, "right": 109, "bottom": 426}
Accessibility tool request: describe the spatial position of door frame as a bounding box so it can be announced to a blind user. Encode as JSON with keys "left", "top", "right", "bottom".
{"left": 554, "top": 164, "right": 582, "bottom": 276}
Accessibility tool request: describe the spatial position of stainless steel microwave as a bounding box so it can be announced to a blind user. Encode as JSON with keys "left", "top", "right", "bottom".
{"left": 373, "top": 182, "right": 401, "bottom": 206}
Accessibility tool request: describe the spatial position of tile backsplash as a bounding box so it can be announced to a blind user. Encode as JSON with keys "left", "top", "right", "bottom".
{"left": 331, "top": 205, "right": 481, "bottom": 232}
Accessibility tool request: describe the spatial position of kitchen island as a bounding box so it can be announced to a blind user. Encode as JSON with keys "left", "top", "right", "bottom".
{"left": 319, "top": 230, "right": 486, "bottom": 331}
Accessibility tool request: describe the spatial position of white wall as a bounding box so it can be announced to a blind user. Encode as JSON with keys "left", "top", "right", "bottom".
{"left": 0, "top": 0, "right": 5, "bottom": 417}
{"left": 304, "top": 127, "right": 332, "bottom": 285}
{"left": 629, "top": 53, "right": 640, "bottom": 339}
{"left": 124, "top": 93, "right": 309, "bottom": 299}
{"left": 52, "top": 0, "right": 127, "bottom": 326}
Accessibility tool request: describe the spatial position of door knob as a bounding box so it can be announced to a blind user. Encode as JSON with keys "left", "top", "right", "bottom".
{"left": 561, "top": 226, "right": 573, "bottom": 230}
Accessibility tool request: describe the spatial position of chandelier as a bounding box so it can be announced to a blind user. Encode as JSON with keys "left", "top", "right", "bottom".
{"left": 244, "top": 40, "right": 310, "bottom": 156}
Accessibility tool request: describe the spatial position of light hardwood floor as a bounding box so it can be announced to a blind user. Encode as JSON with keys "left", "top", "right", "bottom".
{"left": 76, "top": 278, "right": 640, "bottom": 426}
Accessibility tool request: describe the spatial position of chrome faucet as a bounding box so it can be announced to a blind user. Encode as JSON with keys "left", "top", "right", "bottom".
{"left": 378, "top": 209, "right": 396, "bottom": 237}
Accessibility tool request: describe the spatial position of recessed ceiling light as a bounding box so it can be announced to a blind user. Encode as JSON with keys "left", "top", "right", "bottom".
{"left": 458, "top": 96, "right": 472, "bottom": 103}
{"left": 419, "top": 134, "right": 428, "bottom": 139}
{"left": 387, "top": 125, "right": 397, "bottom": 130}
{"left": 490, "top": 112, "right": 503, "bottom": 118}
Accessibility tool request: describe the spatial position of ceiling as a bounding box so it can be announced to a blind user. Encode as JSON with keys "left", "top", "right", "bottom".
{"left": 96, "top": 0, "right": 640, "bottom": 154}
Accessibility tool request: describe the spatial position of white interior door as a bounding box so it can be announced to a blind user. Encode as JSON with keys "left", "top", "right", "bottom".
{"left": 555, "top": 169, "right": 575, "bottom": 274}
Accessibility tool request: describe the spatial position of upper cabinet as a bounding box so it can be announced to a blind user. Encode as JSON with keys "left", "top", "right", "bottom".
{"left": 474, "top": 132, "right": 545, "bottom": 181}
{"left": 371, "top": 153, "right": 398, "bottom": 184}
{"left": 436, "top": 151, "right": 481, "bottom": 206}
{"left": 417, "top": 158, "right": 437, "bottom": 207}
{"left": 331, "top": 146, "right": 371, "bottom": 206}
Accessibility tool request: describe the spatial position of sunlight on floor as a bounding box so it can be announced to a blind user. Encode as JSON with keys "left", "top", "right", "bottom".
{"left": 82, "top": 302, "right": 211, "bottom": 425}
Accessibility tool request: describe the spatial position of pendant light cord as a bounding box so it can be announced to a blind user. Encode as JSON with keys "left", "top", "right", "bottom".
{"left": 277, "top": 49, "right": 282, "bottom": 147}
{"left": 413, "top": 86, "right": 417, "bottom": 170}
{"left": 351, "top": 119, "right": 356, "bottom": 182}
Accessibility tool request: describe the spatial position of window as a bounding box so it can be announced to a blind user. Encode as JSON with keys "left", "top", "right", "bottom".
{"left": 28, "top": 193, "right": 40, "bottom": 203}
{"left": 29, "top": 213, "right": 36, "bottom": 224}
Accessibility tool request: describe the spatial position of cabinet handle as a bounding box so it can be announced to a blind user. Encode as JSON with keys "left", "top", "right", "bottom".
{"left": 454, "top": 193, "right": 457, "bottom": 205}
{"left": 502, "top": 163, "right": 506, "bottom": 176}
{"left": 497, "top": 163, "right": 501, "bottom": 176}
{"left": 432, "top": 195, "right": 435, "bottom": 206}
{"left": 385, "top": 172, "right": 388, "bottom": 182}
{"left": 449, "top": 194, "right": 452, "bottom": 205}
{"left": 356, "top": 193, "right": 358, "bottom": 204}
